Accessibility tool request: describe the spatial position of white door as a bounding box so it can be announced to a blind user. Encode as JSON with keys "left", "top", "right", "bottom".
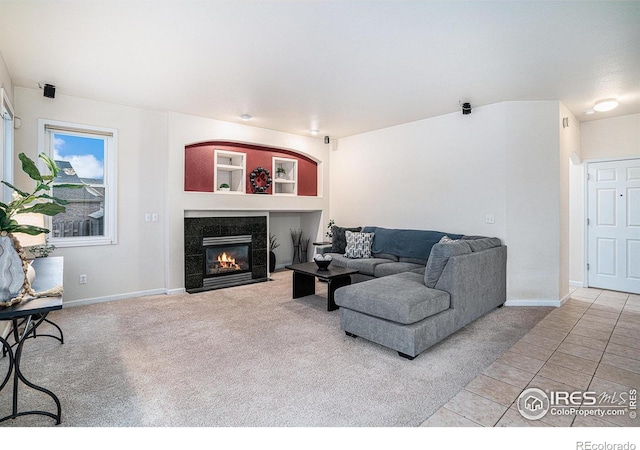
{"left": 587, "top": 158, "right": 640, "bottom": 294}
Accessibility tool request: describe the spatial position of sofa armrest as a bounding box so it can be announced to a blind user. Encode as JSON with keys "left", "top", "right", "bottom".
{"left": 434, "top": 245, "right": 507, "bottom": 328}
{"left": 315, "top": 245, "right": 333, "bottom": 255}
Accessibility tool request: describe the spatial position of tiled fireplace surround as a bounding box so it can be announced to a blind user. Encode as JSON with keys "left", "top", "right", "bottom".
{"left": 184, "top": 216, "right": 268, "bottom": 293}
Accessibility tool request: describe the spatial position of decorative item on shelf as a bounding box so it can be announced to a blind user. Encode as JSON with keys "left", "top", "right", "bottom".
{"left": 269, "top": 234, "right": 279, "bottom": 273}
{"left": 0, "top": 152, "right": 83, "bottom": 307}
{"left": 313, "top": 253, "right": 333, "bottom": 270}
{"left": 301, "top": 237, "right": 310, "bottom": 263}
{"left": 290, "top": 228, "right": 303, "bottom": 263}
{"left": 218, "top": 183, "right": 230, "bottom": 192}
{"left": 250, "top": 167, "right": 272, "bottom": 194}
{"left": 325, "top": 219, "right": 335, "bottom": 238}
{"left": 276, "top": 167, "right": 286, "bottom": 178}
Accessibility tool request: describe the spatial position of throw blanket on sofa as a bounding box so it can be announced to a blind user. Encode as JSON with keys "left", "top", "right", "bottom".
{"left": 362, "top": 226, "right": 464, "bottom": 261}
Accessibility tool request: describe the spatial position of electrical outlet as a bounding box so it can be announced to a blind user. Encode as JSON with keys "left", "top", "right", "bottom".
{"left": 485, "top": 214, "right": 495, "bottom": 224}
{"left": 144, "top": 213, "right": 151, "bottom": 222}
{"left": 79, "top": 274, "right": 87, "bottom": 284}
{"left": 152, "top": 213, "right": 158, "bottom": 222}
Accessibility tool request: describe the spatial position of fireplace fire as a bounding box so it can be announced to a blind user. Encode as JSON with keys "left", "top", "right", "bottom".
{"left": 202, "top": 235, "right": 253, "bottom": 288}
{"left": 217, "top": 252, "right": 240, "bottom": 270}
{"left": 206, "top": 245, "right": 249, "bottom": 275}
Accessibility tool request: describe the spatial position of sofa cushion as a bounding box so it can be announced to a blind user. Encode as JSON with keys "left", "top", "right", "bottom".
{"left": 344, "top": 231, "right": 375, "bottom": 258}
{"left": 362, "top": 226, "right": 463, "bottom": 261}
{"left": 374, "top": 261, "right": 425, "bottom": 278}
{"left": 331, "top": 226, "right": 362, "bottom": 253}
{"left": 424, "top": 240, "right": 472, "bottom": 288}
{"left": 372, "top": 253, "right": 399, "bottom": 262}
{"left": 327, "top": 253, "right": 392, "bottom": 276}
{"left": 398, "top": 256, "right": 427, "bottom": 265}
{"left": 335, "top": 272, "right": 450, "bottom": 325}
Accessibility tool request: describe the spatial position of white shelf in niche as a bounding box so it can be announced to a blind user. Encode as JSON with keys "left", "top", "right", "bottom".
{"left": 272, "top": 157, "right": 298, "bottom": 196}
{"left": 215, "top": 149, "right": 246, "bottom": 193}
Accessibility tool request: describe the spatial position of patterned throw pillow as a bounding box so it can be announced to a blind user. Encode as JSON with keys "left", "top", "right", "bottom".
{"left": 439, "top": 235, "right": 459, "bottom": 244}
{"left": 344, "top": 231, "right": 375, "bottom": 259}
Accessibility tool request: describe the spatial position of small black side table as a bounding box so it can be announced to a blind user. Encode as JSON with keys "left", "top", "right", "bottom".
{"left": 0, "top": 256, "right": 64, "bottom": 425}
{"left": 285, "top": 262, "right": 358, "bottom": 311}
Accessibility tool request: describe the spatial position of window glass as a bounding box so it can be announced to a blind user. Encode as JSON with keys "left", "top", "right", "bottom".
{"left": 52, "top": 132, "right": 106, "bottom": 238}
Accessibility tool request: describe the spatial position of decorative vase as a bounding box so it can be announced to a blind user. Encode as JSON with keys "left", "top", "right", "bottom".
{"left": 269, "top": 251, "right": 276, "bottom": 272}
{"left": 26, "top": 261, "right": 36, "bottom": 285}
{"left": 0, "top": 235, "right": 26, "bottom": 301}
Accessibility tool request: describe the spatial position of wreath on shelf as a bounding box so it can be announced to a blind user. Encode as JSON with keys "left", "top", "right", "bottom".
{"left": 250, "top": 167, "right": 272, "bottom": 194}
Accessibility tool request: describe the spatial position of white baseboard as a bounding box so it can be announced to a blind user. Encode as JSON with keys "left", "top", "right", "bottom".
{"left": 570, "top": 280, "right": 584, "bottom": 288}
{"left": 63, "top": 288, "right": 169, "bottom": 308}
{"left": 504, "top": 299, "right": 563, "bottom": 307}
{"left": 166, "top": 288, "right": 186, "bottom": 295}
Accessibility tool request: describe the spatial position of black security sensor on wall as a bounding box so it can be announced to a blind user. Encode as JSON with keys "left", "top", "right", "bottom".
{"left": 41, "top": 83, "right": 56, "bottom": 98}
{"left": 324, "top": 136, "right": 330, "bottom": 144}
{"left": 460, "top": 101, "right": 472, "bottom": 115}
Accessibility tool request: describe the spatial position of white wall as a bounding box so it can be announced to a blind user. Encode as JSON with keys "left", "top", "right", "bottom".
{"left": 559, "top": 104, "right": 580, "bottom": 296}
{"left": 14, "top": 87, "right": 168, "bottom": 304}
{"left": 570, "top": 113, "right": 640, "bottom": 285}
{"left": 0, "top": 50, "right": 13, "bottom": 105}
{"left": 331, "top": 101, "right": 566, "bottom": 304}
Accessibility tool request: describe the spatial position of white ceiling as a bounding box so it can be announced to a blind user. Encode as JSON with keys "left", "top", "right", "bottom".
{"left": 1, "top": 1, "right": 639, "bottom": 138}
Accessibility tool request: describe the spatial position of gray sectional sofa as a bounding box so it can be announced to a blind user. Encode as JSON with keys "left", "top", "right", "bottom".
{"left": 322, "top": 226, "right": 507, "bottom": 360}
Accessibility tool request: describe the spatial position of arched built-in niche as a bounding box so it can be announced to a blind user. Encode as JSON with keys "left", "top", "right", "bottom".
{"left": 184, "top": 141, "right": 318, "bottom": 196}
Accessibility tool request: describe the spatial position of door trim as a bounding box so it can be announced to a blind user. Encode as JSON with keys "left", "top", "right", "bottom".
{"left": 584, "top": 156, "right": 640, "bottom": 291}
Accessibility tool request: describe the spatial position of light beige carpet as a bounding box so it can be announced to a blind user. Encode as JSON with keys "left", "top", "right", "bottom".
{"left": 0, "top": 271, "right": 551, "bottom": 427}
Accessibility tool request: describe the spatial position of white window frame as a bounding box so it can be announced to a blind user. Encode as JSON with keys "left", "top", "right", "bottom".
{"left": 1, "top": 88, "right": 14, "bottom": 205}
{"left": 38, "top": 118, "right": 118, "bottom": 247}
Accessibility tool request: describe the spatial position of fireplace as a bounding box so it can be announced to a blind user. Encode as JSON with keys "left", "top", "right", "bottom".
{"left": 184, "top": 216, "right": 267, "bottom": 293}
{"left": 202, "top": 235, "right": 252, "bottom": 289}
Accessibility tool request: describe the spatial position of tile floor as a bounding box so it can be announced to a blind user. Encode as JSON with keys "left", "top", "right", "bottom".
{"left": 421, "top": 287, "right": 640, "bottom": 427}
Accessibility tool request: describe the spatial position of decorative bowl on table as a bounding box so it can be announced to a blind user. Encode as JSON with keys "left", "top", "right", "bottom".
{"left": 314, "top": 253, "right": 332, "bottom": 270}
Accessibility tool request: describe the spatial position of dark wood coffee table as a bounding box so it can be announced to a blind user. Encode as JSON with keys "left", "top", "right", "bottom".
{"left": 285, "top": 262, "right": 358, "bottom": 311}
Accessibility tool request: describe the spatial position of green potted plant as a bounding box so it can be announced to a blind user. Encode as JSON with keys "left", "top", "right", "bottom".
{"left": 219, "top": 183, "right": 230, "bottom": 192}
{"left": 0, "top": 152, "right": 82, "bottom": 307}
{"left": 276, "top": 167, "right": 286, "bottom": 178}
{"left": 325, "top": 219, "right": 335, "bottom": 238}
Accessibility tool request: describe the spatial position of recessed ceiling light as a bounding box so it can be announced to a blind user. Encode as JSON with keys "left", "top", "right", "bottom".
{"left": 310, "top": 129, "right": 319, "bottom": 136}
{"left": 593, "top": 98, "right": 618, "bottom": 112}
{"left": 240, "top": 114, "right": 252, "bottom": 121}
{"left": 584, "top": 109, "right": 595, "bottom": 116}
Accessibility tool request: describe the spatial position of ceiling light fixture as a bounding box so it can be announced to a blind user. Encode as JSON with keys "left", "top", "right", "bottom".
{"left": 593, "top": 98, "right": 618, "bottom": 112}
{"left": 240, "top": 114, "right": 252, "bottom": 121}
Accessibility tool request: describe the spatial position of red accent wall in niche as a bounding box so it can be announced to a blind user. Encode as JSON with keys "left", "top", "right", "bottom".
{"left": 184, "top": 142, "right": 318, "bottom": 196}
{"left": 184, "top": 146, "right": 215, "bottom": 192}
